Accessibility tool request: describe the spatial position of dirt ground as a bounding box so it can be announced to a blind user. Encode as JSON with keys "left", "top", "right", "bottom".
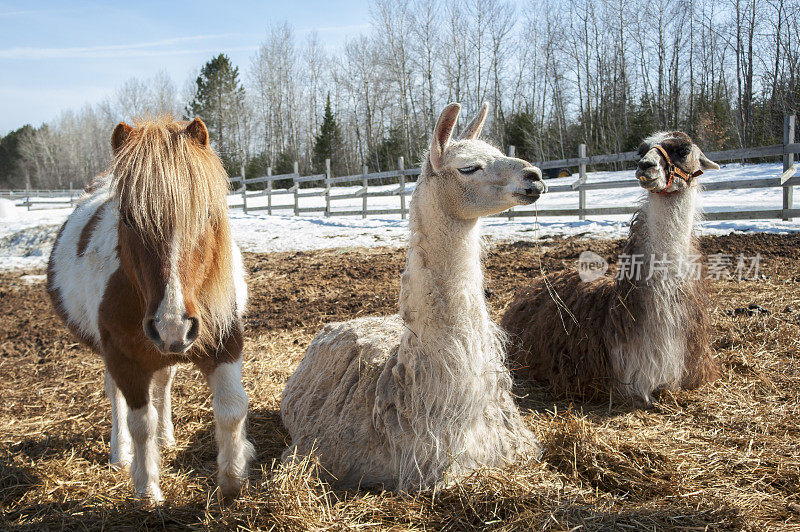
{"left": 1, "top": 234, "right": 799, "bottom": 530}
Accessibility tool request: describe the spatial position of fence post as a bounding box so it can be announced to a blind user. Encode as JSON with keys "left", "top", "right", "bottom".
{"left": 578, "top": 143, "right": 587, "bottom": 221}
{"left": 784, "top": 115, "right": 795, "bottom": 221}
{"left": 325, "top": 158, "right": 331, "bottom": 217}
{"left": 362, "top": 165, "right": 368, "bottom": 219}
{"left": 240, "top": 164, "right": 248, "bottom": 215}
{"left": 293, "top": 161, "right": 300, "bottom": 217}
{"left": 267, "top": 167, "right": 273, "bottom": 216}
{"left": 508, "top": 145, "right": 516, "bottom": 220}
{"left": 398, "top": 156, "right": 406, "bottom": 220}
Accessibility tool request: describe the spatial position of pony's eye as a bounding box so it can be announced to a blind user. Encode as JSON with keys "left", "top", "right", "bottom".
{"left": 678, "top": 147, "right": 691, "bottom": 157}
{"left": 120, "top": 212, "right": 132, "bottom": 228}
{"left": 458, "top": 166, "right": 481, "bottom": 174}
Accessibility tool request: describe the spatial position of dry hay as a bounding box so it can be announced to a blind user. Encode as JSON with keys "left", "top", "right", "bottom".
{"left": 1, "top": 234, "right": 799, "bottom": 530}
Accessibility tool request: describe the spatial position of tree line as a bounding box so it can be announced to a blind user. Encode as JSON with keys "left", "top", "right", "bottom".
{"left": 1, "top": 0, "right": 798, "bottom": 190}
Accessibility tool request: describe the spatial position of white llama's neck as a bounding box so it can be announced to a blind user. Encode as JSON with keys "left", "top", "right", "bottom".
{"left": 387, "top": 175, "right": 529, "bottom": 488}
{"left": 398, "top": 179, "right": 499, "bottom": 375}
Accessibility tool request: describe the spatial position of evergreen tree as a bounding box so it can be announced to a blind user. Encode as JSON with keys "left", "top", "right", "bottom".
{"left": 504, "top": 111, "right": 538, "bottom": 162}
{"left": 372, "top": 127, "right": 404, "bottom": 173}
{"left": 312, "top": 94, "right": 344, "bottom": 175}
{"left": 186, "top": 54, "right": 245, "bottom": 168}
{"left": 0, "top": 125, "right": 34, "bottom": 188}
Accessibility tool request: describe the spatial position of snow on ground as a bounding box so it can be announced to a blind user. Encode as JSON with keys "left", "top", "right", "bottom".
{"left": 1, "top": 162, "right": 798, "bottom": 270}
{"left": 0, "top": 199, "right": 19, "bottom": 221}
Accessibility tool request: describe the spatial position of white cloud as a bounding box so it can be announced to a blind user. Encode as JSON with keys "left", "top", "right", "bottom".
{"left": 0, "top": 34, "right": 255, "bottom": 60}
{"left": 0, "top": 8, "right": 77, "bottom": 17}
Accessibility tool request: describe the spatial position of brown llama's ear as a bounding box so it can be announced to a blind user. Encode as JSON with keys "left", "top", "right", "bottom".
{"left": 185, "top": 117, "right": 209, "bottom": 147}
{"left": 458, "top": 102, "right": 489, "bottom": 140}
{"left": 111, "top": 122, "right": 133, "bottom": 154}
{"left": 429, "top": 103, "right": 461, "bottom": 172}
{"left": 698, "top": 149, "right": 720, "bottom": 170}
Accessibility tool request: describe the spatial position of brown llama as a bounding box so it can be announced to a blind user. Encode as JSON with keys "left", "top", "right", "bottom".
{"left": 501, "top": 131, "right": 721, "bottom": 403}
{"left": 47, "top": 117, "right": 254, "bottom": 502}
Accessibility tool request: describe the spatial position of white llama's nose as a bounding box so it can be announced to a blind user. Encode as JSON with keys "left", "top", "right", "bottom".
{"left": 522, "top": 167, "right": 547, "bottom": 195}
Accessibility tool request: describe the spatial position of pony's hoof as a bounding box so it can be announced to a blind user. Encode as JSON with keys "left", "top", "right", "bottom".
{"left": 218, "top": 439, "right": 255, "bottom": 498}
{"left": 218, "top": 472, "right": 247, "bottom": 499}
{"left": 134, "top": 486, "right": 164, "bottom": 505}
{"left": 110, "top": 454, "right": 132, "bottom": 472}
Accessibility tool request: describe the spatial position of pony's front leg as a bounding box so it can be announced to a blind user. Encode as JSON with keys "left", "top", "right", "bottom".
{"left": 104, "top": 369, "right": 132, "bottom": 470}
{"left": 109, "top": 359, "right": 162, "bottom": 503}
{"left": 127, "top": 398, "right": 162, "bottom": 502}
{"left": 152, "top": 366, "right": 177, "bottom": 447}
{"left": 206, "top": 359, "right": 255, "bottom": 498}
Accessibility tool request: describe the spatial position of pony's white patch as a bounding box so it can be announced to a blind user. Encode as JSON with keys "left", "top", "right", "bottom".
{"left": 49, "top": 182, "right": 119, "bottom": 345}
{"left": 230, "top": 241, "right": 247, "bottom": 318}
{"left": 105, "top": 369, "right": 132, "bottom": 469}
{"left": 207, "top": 360, "right": 255, "bottom": 496}
{"left": 127, "top": 403, "right": 163, "bottom": 502}
{"left": 152, "top": 366, "right": 177, "bottom": 446}
{"left": 152, "top": 231, "right": 189, "bottom": 347}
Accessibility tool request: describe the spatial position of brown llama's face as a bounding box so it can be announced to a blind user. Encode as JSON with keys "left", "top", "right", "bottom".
{"left": 428, "top": 102, "right": 546, "bottom": 219}
{"left": 635, "top": 131, "right": 720, "bottom": 193}
{"left": 117, "top": 214, "right": 219, "bottom": 354}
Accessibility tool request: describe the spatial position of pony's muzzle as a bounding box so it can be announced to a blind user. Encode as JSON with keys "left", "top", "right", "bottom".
{"left": 144, "top": 315, "right": 200, "bottom": 353}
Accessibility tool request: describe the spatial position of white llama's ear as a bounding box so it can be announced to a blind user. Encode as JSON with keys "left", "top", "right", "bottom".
{"left": 698, "top": 150, "right": 720, "bottom": 170}
{"left": 459, "top": 102, "right": 489, "bottom": 140}
{"left": 430, "top": 103, "right": 461, "bottom": 172}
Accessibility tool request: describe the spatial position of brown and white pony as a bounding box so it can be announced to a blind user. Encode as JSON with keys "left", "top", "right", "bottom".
{"left": 47, "top": 116, "right": 254, "bottom": 502}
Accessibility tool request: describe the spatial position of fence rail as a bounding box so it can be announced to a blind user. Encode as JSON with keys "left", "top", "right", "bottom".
{"left": 3, "top": 116, "right": 797, "bottom": 222}
{"left": 225, "top": 115, "right": 798, "bottom": 222}
{"left": 0, "top": 188, "right": 82, "bottom": 210}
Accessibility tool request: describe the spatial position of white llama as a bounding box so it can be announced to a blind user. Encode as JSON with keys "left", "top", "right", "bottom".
{"left": 280, "top": 103, "right": 546, "bottom": 491}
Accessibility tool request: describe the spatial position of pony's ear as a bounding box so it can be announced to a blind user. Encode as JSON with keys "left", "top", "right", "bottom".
{"left": 185, "top": 118, "right": 209, "bottom": 147}
{"left": 459, "top": 102, "right": 489, "bottom": 140}
{"left": 111, "top": 123, "right": 132, "bottom": 155}
{"left": 698, "top": 149, "right": 720, "bottom": 170}
{"left": 429, "top": 103, "right": 461, "bottom": 172}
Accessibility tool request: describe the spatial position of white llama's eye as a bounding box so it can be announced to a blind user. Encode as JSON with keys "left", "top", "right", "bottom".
{"left": 457, "top": 165, "right": 481, "bottom": 174}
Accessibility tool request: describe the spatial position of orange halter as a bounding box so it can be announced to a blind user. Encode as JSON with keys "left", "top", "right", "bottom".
{"left": 652, "top": 144, "right": 703, "bottom": 195}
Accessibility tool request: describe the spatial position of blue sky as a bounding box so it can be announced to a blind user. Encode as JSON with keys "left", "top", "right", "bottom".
{"left": 0, "top": 1, "right": 371, "bottom": 134}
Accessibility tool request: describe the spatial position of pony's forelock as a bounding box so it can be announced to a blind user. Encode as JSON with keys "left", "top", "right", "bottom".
{"left": 110, "top": 115, "right": 237, "bottom": 348}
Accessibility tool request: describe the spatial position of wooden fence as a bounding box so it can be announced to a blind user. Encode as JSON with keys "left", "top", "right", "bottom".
{"left": 0, "top": 188, "right": 81, "bottom": 210}
{"left": 229, "top": 158, "right": 419, "bottom": 219}
{"left": 3, "top": 116, "right": 798, "bottom": 221}
{"left": 228, "top": 115, "right": 799, "bottom": 222}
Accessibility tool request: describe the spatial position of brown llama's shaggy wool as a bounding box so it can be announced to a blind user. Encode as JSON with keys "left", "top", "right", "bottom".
{"left": 502, "top": 262, "right": 717, "bottom": 401}
{"left": 502, "top": 131, "right": 721, "bottom": 402}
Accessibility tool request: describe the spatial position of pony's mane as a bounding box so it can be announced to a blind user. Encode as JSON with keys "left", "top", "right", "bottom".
{"left": 110, "top": 115, "right": 230, "bottom": 245}
{"left": 110, "top": 115, "right": 237, "bottom": 347}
